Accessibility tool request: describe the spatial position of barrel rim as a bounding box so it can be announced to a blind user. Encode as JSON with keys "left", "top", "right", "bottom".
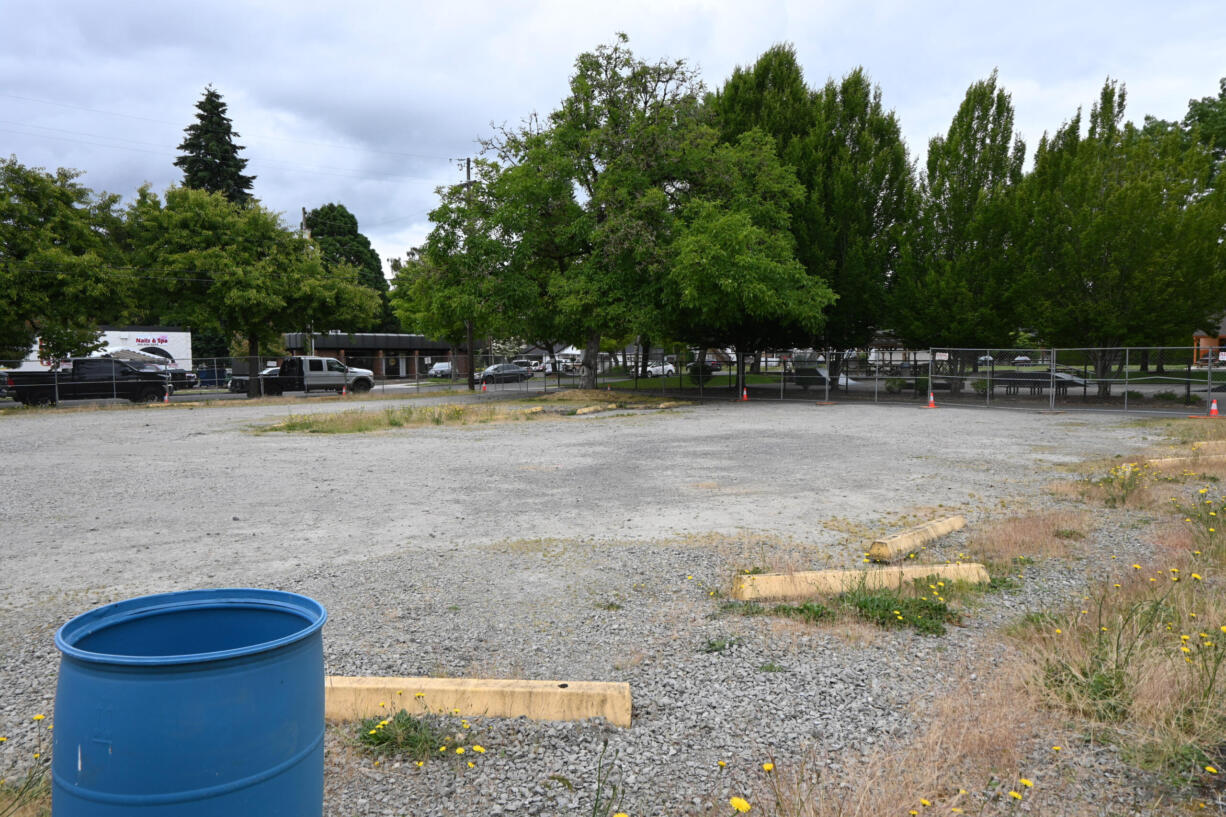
{"left": 55, "top": 588, "right": 327, "bottom": 666}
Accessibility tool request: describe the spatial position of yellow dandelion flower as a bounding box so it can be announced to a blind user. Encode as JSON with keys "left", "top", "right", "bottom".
{"left": 415, "top": 692, "right": 425, "bottom": 698}
{"left": 1055, "top": 628, "right": 1062, "bottom": 634}
{"left": 730, "top": 796, "right": 751, "bottom": 813}
{"left": 921, "top": 798, "right": 931, "bottom": 806}
{"left": 614, "top": 814, "right": 629, "bottom": 817}
{"left": 379, "top": 702, "right": 386, "bottom": 708}
{"left": 473, "top": 745, "right": 486, "bottom": 753}
{"left": 951, "top": 809, "right": 964, "bottom": 814}
{"left": 1193, "top": 574, "right": 1203, "bottom": 581}
{"left": 467, "top": 761, "right": 475, "bottom": 768}
{"left": 909, "top": 811, "right": 918, "bottom": 816}
{"left": 397, "top": 690, "right": 402, "bottom": 696}
{"left": 1052, "top": 746, "right": 1061, "bottom": 752}
{"left": 32, "top": 715, "right": 44, "bottom": 722}
{"left": 1020, "top": 778, "right": 1033, "bottom": 788}
{"left": 456, "top": 747, "right": 465, "bottom": 754}
{"left": 718, "top": 760, "right": 727, "bottom": 768}
{"left": 1206, "top": 766, "right": 1218, "bottom": 774}
{"left": 415, "top": 761, "right": 423, "bottom": 767}
{"left": 958, "top": 789, "right": 967, "bottom": 795}
{"left": 32, "top": 753, "right": 39, "bottom": 759}
{"left": 762, "top": 762, "right": 774, "bottom": 772}
{"left": 0, "top": 737, "right": 6, "bottom": 742}
{"left": 1009, "top": 791, "right": 1022, "bottom": 800}
{"left": 368, "top": 729, "right": 377, "bottom": 735}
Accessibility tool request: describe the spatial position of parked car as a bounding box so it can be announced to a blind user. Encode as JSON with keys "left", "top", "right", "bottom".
{"left": 428, "top": 361, "right": 454, "bottom": 378}
{"left": 687, "top": 360, "right": 723, "bottom": 373}
{"left": 479, "top": 363, "right": 532, "bottom": 384}
{"left": 263, "top": 356, "right": 375, "bottom": 395}
{"left": 6, "top": 358, "right": 172, "bottom": 405}
{"left": 645, "top": 362, "right": 675, "bottom": 377}
{"left": 130, "top": 362, "right": 198, "bottom": 391}
{"left": 229, "top": 366, "right": 281, "bottom": 393}
{"left": 511, "top": 359, "right": 536, "bottom": 371}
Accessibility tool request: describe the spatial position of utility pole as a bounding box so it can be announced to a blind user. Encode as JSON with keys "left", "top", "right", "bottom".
{"left": 464, "top": 158, "right": 476, "bottom": 391}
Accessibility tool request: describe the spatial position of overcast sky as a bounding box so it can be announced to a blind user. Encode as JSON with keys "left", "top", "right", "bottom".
{"left": 3, "top": 1, "right": 1222, "bottom": 277}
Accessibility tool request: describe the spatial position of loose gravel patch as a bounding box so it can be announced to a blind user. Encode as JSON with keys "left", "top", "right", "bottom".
{"left": 0, "top": 397, "right": 1190, "bottom": 815}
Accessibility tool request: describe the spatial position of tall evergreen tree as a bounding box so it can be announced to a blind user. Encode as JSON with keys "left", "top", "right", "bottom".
{"left": 174, "top": 86, "right": 256, "bottom": 205}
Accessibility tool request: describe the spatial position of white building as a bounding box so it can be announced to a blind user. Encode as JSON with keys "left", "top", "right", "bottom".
{"left": 4, "top": 326, "right": 193, "bottom": 371}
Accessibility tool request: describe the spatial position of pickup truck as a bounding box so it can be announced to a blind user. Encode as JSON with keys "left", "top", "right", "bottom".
{"left": 261, "top": 357, "right": 375, "bottom": 395}
{"left": 5, "top": 358, "right": 173, "bottom": 405}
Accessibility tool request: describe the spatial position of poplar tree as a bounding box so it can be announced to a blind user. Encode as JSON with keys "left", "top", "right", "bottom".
{"left": 892, "top": 71, "right": 1025, "bottom": 356}
{"left": 174, "top": 86, "right": 256, "bottom": 205}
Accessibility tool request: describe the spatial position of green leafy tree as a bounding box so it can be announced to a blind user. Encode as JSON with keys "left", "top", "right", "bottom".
{"left": 174, "top": 86, "right": 256, "bottom": 205}
{"left": 304, "top": 203, "right": 397, "bottom": 331}
{"left": 663, "top": 130, "right": 835, "bottom": 389}
{"left": 536, "top": 34, "right": 706, "bottom": 387}
{"left": 127, "top": 187, "right": 378, "bottom": 394}
{"left": 1185, "top": 77, "right": 1226, "bottom": 165}
{"left": 0, "top": 157, "right": 129, "bottom": 362}
{"left": 390, "top": 160, "right": 512, "bottom": 387}
{"left": 1020, "top": 81, "right": 1226, "bottom": 393}
{"left": 892, "top": 70, "right": 1025, "bottom": 359}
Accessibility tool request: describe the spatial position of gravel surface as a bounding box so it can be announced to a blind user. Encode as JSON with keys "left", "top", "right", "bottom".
{"left": 0, "top": 395, "right": 1191, "bottom": 815}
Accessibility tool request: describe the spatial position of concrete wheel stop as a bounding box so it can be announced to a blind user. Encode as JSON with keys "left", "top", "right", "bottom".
{"left": 325, "top": 676, "right": 633, "bottom": 728}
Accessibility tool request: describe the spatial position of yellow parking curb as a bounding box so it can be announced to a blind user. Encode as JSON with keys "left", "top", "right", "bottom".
{"left": 325, "top": 676, "right": 633, "bottom": 728}
{"left": 867, "top": 516, "right": 966, "bottom": 562}
{"left": 732, "top": 562, "right": 990, "bottom": 601}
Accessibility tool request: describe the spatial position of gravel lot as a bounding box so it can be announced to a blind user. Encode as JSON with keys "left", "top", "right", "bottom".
{"left": 0, "top": 395, "right": 1181, "bottom": 815}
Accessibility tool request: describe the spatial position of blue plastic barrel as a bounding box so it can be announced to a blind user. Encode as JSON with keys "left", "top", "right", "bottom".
{"left": 52, "top": 589, "right": 327, "bottom": 816}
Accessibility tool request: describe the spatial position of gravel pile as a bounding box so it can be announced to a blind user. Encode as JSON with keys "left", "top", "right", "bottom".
{"left": 0, "top": 397, "right": 1187, "bottom": 815}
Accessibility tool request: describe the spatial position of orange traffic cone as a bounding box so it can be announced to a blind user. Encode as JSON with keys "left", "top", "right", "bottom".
{"left": 163, "top": 390, "right": 169, "bottom": 404}
{"left": 1212, "top": 399, "right": 1219, "bottom": 417}
{"left": 927, "top": 391, "right": 936, "bottom": 409}
{"left": 342, "top": 383, "right": 348, "bottom": 396}
{"left": 481, "top": 382, "right": 487, "bottom": 392}
{"left": 741, "top": 387, "right": 749, "bottom": 402}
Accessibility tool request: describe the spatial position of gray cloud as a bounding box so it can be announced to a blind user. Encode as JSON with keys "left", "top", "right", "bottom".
{"left": 3, "top": 0, "right": 1222, "bottom": 273}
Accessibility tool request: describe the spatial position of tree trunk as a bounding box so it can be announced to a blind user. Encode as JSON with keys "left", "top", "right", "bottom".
{"left": 580, "top": 330, "right": 601, "bottom": 389}
{"left": 247, "top": 334, "right": 261, "bottom": 398}
{"left": 638, "top": 336, "right": 650, "bottom": 378}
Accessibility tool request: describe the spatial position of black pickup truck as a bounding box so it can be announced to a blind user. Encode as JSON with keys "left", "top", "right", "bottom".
{"left": 4, "top": 358, "right": 173, "bottom": 406}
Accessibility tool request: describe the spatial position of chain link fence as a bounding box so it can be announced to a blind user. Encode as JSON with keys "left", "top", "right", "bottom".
{"left": 4, "top": 346, "right": 1222, "bottom": 413}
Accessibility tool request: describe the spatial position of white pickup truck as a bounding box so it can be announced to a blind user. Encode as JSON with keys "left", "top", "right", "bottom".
{"left": 262, "top": 356, "right": 374, "bottom": 395}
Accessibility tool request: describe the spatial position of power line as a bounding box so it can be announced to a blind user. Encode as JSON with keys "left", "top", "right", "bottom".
{"left": 1, "top": 91, "right": 460, "bottom": 162}
{"left": 0, "top": 123, "right": 452, "bottom": 184}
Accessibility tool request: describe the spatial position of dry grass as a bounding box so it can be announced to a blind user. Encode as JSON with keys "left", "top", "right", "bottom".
{"left": 966, "top": 510, "right": 1093, "bottom": 565}
{"left": 0, "top": 387, "right": 471, "bottom": 418}
{"left": 1011, "top": 554, "right": 1226, "bottom": 782}
{"left": 750, "top": 671, "right": 1096, "bottom": 816}
{"left": 530, "top": 389, "right": 681, "bottom": 407}
{"left": 257, "top": 403, "right": 551, "bottom": 433}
